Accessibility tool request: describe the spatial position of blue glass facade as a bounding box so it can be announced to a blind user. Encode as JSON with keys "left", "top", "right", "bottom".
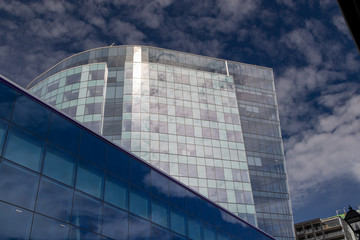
{"left": 0, "top": 75, "right": 273, "bottom": 240}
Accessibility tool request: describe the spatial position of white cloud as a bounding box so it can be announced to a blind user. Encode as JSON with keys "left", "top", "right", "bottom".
{"left": 332, "top": 14, "right": 350, "bottom": 37}
{"left": 286, "top": 95, "right": 360, "bottom": 207}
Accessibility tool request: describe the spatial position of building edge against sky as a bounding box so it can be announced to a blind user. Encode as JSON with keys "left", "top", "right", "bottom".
{"left": 27, "top": 45, "right": 295, "bottom": 240}
{"left": 0, "top": 73, "right": 275, "bottom": 240}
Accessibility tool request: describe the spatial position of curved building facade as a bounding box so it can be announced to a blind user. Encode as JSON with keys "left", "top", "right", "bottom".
{"left": 28, "top": 46, "right": 295, "bottom": 240}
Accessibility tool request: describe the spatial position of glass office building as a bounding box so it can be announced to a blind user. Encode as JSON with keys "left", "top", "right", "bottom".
{"left": 27, "top": 46, "right": 295, "bottom": 240}
{"left": 0, "top": 74, "right": 275, "bottom": 240}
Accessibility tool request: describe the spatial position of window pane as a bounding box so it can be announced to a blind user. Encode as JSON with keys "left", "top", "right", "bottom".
{"left": 188, "top": 217, "right": 202, "bottom": 240}
{"left": 4, "top": 125, "right": 45, "bottom": 172}
{"left": 107, "top": 146, "right": 130, "bottom": 181}
{"left": 48, "top": 112, "right": 81, "bottom": 154}
{"left": 102, "top": 204, "right": 128, "bottom": 239}
{"left": 79, "top": 130, "right": 107, "bottom": 169}
{"left": 71, "top": 191, "right": 103, "bottom": 233}
{"left": 0, "top": 117, "right": 8, "bottom": 153}
{"left": 151, "top": 198, "right": 169, "bottom": 228}
{"left": 0, "top": 201, "right": 33, "bottom": 239}
{"left": 152, "top": 225, "right": 170, "bottom": 240}
{"left": 129, "top": 215, "right": 151, "bottom": 240}
{"left": 43, "top": 144, "right": 76, "bottom": 186}
{"left": 105, "top": 174, "right": 128, "bottom": 210}
{"left": 203, "top": 225, "right": 216, "bottom": 240}
{"left": 130, "top": 159, "right": 151, "bottom": 191}
{"left": 129, "top": 187, "right": 150, "bottom": 219}
{"left": 171, "top": 208, "right": 187, "bottom": 236}
{"left": 151, "top": 170, "right": 169, "bottom": 200}
{"left": 169, "top": 182, "right": 186, "bottom": 210}
{"left": 30, "top": 214, "right": 69, "bottom": 240}
{"left": 172, "top": 233, "right": 187, "bottom": 240}
{"left": 36, "top": 177, "right": 73, "bottom": 222}
{"left": 76, "top": 161, "right": 104, "bottom": 199}
{"left": 0, "top": 81, "right": 18, "bottom": 120}
{"left": 0, "top": 160, "right": 39, "bottom": 209}
{"left": 12, "top": 95, "right": 51, "bottom": 138}
{"left": 69, "top": 226, "right": 100, "bottom": 240}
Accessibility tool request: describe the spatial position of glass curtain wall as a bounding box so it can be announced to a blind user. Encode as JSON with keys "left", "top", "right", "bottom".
{"left": 28, "top": 45, "right": 295, "bottom": 240}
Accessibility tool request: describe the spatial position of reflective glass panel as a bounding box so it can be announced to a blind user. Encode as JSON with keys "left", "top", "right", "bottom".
{"left": 171, "top": 208, "right": 187, "bottom": 236}
{"left": 104, "top": 174, "right": 128, "bottom": 210}
{"left": 30, "top": 214, "right": 69, "bottom": 240}
{"left": 36, "top": 177, "right": 73, "bottom": 222}
{"left": 102, "top": 204, "right": 128, "bottom": 239}
{"left": 48, "top": 112, "right": 81, "bottom": 154}
{"left": 169, "top": 182, "right": 186, "bottom": 210}
{"left": 188, "top": 217, "right": 202, "bottom": 240}
{"left": 79, "top": 130, "right": 107, "bottom": 169}
{"left": 203, "top": 225, "right": 216, "bottom": 240}
{"left": 152, "top": 225, "right": 170, "bottom": 240}
{"left": 69, "top": 226, "right": 100, "bottom": 240}
{"left": 129, "top": 215, "right": 151, "bottom": 240}
{"left": 0, "top": 81, "right": 18, "bottom": 120}
{"left": 151, "top": 170, "right": 169, "bottom": 200}
{"left": 130, "top": 187, "right": 150, "bottom": 219}
{"left": 4, "top": 125, "right": 44, "bottom": 172}
{"left": 71, "top": 191, "right": 103, "bottom": 233}
{"left": 43, "top": 144, "right": 76, "bottom": 186}
{"left": 0, "top": 201, "right": 32, "bottom": 239}
{"left": 0, "top": 160, "right": 39, "bottom": 209}
{"left": 107, "top": 146, "right": 130, "bottom": 181}
{"left": 0, "top": 117, "right": 8, "bottom": 153}
{"left": 76, "top": 161, "right": 104, "bottom": 199}
{"left": 151, "top": 198, "right": 169, "bottom": 228}
{"left": 12, "top": 95, "right": 51, "bottom": 138}
{"left": 172, "top": 233, "right": 187, "bottom": 240}
{"left": 131, "top": 158, "right": 151, "bottom": 191}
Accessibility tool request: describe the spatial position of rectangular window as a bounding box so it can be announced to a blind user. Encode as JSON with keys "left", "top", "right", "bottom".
{"left": 43, "top": 144, "right": 76, "bottom": 186}
{"left": 76, "top": 161, "right": 104, "bottom": 199}
{"left": 4, "top": 125, "right": 44, "bottom": 172}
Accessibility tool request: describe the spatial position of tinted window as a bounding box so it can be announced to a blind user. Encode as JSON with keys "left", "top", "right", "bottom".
{"left": 129, "top": 215, "right": 151, "bottom": 240}
{"left": 12, "top": 95, "right": 51, "bottom": 138}
{"left": 169, "top": 182, "right": 186, "bottom": 210}
{"left": 0, "top": 201, "right": 32, "bottom": 240}
{"left": 102, "top": 204, "right": 128, "bottom": 239}
{"left": 76, "top": 161, "right": 104, "bottom": 199}
{"left": 171, "top": 208, "right": 187, "bottom": 236}
{"left": 71, "top": 191, "right": 102, "bottom": 233}
{"left": 0, "top": 160, "right": 39, "bottom": 209}
{"left": 151, "top": 170, "right": 169, "bottom": 200}
{"left": 79, "top": 130, "right": 107, "bottom": 169}
{"left": 69, "top": 226, "right": 100, "bottom": 240}
{"left": 151, "top": 198, "right": 169, "bottom": 228}
{"left": 105, "top": 174, "right": 128, "bottom": 210}
{"left": 0, "top": 81, "right": 18, "bottom": 120}
{"left": 36, "top": 177, "right": 73, "bottom": 222}
{"left": 107, "top": 146, "right": 130, "bottom": 181}
{"left": 0, "top": 117, "right": 8, "bottom": 153}
{"left": 152, "top": 225, "right": 170, "bottom": 240}
{"left": 30, "top": 214, "right": 69, "bottom": 240}
{"left": 48, "top": 112, "right": 81, "bottom": 154}
{"left": 131, "top": 158, "right": 151, "bottom": 191}
{"left": 4, "top": 125, "right": 45, "bottom": 172}
{"left": 130, "top": 187, "right": 150, "bottom": 219}
{"left": 43, "top": 144, "right": 76, "bottom": 186}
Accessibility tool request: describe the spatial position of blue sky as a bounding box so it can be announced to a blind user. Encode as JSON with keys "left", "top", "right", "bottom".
{"left": 1, "top": 0, "right": 359, "bottom": 223}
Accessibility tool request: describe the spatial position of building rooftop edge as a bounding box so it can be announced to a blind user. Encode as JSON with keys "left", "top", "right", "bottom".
{"left": 27, "top": 45, "right": 273, "bottom": 89}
